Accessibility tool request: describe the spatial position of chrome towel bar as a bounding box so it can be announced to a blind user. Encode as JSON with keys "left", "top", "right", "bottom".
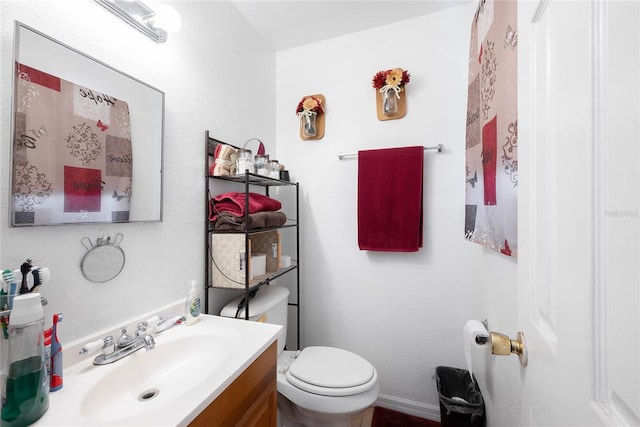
{"left": 337, "top": 144, "right": 443, "bottom": 160}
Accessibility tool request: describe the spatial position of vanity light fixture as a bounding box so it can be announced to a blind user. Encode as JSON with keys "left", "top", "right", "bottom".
{"left": 93, "top": 0, "right": 181, "bottom": 43}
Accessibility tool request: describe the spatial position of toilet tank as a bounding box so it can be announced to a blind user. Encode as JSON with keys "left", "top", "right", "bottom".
{"left": 220, "top": 285, "right": 290, "bottom": 353}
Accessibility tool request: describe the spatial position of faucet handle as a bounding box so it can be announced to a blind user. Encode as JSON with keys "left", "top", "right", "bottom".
{"left": 102, "top": 335, "right": 115, "bottom": 356}
{"left": 136, "top": 321, "right": 149, "bottom": 336}
{"left": 79, "top": 338, "right": 104, "bottom": 355}
{"left": 79, "top": 335, "right": 114, "bottom": 356}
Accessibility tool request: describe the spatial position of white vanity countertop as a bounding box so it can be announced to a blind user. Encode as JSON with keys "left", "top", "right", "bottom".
{"left": 33, "top": 312, "right": 281, "bottom": 426}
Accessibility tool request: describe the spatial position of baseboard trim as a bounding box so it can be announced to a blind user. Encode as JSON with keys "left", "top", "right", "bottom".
{"left": 375, "top": 394, "right": 441, "bottom": 422}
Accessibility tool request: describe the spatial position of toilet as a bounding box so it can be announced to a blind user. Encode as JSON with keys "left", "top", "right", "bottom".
{"left": 220, "top": 285, "right": 379, "bottom": 427}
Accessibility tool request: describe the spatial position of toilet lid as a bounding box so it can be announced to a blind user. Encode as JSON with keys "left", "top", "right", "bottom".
{"left": 286, "top": 346, "right": 376, "bottom": 397}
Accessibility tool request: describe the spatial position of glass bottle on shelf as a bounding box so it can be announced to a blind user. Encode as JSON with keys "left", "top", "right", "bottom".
{"left": 236, "top": 149, "right": 254, "bottom": 175}
{"left": 268, "top": 160, "right": 280, "bottom": 179}
{"left": 255, "top": 154, "right": 269, "bottom": 177}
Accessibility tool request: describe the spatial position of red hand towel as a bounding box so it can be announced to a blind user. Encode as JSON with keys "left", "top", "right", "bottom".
{"left": 358, "top": 146, "right": 424, "bottom": 252}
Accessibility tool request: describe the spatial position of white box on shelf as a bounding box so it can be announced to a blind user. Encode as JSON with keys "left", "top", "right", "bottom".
{"left": 250, "top": 253, "right": 266, "bottom": 279}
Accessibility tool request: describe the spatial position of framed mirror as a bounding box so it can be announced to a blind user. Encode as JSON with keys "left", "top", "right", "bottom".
{"left": 10, "top": 22, "right": 164, "bottom": 226}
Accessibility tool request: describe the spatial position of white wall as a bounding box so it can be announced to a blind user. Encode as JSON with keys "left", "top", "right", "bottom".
{"left": 0, "top": 0, "right": 276, "bottom": 341}
{"left": 273, "top": 3, "right": 508, "bottom": 417}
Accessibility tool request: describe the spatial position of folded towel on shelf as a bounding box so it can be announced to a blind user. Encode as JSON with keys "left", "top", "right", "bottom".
{"left": 212, "top": 211, "right": 287, "bottom": 231}
{"left": 357, "top": 146, "right": 424, "bottom": 252}
{"left": 209, "top": 192, "right": 282, "bottom": 221}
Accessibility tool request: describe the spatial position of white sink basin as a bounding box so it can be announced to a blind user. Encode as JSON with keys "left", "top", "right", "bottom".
{"left": 80, "top": 333, "right": 232, "bottom": 423}
{"left": 34, "top": 313, "right": 281, "bottom": 426}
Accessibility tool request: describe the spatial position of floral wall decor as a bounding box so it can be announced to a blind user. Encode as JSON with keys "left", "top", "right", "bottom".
{"left": 372, "top": 68, "right": 410, "bottom": 120}
{"left": 296, "top": 94, "right": 325, "bottom": 140}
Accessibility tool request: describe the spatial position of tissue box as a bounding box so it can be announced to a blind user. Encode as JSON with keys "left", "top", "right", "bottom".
{"left": 250, "top": 253, "right": 266, "bottom": 278}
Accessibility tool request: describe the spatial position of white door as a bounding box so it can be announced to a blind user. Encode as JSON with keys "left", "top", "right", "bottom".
{"left": 518, "top": 0, "right": 639, "bottom": 425}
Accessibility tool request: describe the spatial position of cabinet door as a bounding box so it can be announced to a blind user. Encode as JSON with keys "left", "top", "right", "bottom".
{"left": 189, "top": 342, "right": 277, "bottom": 427}
{"left": 235, "top": 377, "right": 277, "bottom": 427}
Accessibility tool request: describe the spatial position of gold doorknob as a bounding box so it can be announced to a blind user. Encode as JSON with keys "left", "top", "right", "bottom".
{"left": 490, "top": 331, "right": 528, "bottom": 366}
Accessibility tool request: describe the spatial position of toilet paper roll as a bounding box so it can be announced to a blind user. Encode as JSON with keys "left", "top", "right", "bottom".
{"left": 463, "top": 320, "right": 489, "bottom": 383}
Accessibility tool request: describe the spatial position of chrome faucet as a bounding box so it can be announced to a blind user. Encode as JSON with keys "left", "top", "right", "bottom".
{"left": 82, "top": 322, "right": 156, "bottom": 365}
{"left": 117, "top": 325, "right": 136, "bottom": 347}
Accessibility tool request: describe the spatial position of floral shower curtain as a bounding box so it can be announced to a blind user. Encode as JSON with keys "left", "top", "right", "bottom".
{"left": 465, "top": 0, "right": 518, "bottom": 257}
{"left": 13, "top": 63, "right": 132, "bottom": 225}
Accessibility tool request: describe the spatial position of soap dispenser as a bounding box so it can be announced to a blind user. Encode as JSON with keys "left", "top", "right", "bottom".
{"left": 1, "top": 293, "right": 49, "bottom": 426}
{"left": 184, "top": 280, "right": 201, "bottom": 326}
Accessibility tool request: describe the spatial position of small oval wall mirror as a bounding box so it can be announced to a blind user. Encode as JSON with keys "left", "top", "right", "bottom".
{"left": 81, "top": 233, "right": 125, "bottom": 283}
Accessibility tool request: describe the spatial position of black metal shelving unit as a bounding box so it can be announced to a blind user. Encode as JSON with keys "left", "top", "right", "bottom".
{"left": 204, "top": 131, "right": 300, "bottom": 349}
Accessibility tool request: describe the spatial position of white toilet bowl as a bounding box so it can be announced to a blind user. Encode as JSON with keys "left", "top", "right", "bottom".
{"left": 220, "top": 286, "right": 379, "bottom": 427}
{"left": 276, "top": 347, "right": 379, "bottom": 427}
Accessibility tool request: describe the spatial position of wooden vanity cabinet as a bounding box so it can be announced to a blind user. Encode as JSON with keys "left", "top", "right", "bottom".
{"left": 189, "top": 341, "right": 277, "bottom": 427}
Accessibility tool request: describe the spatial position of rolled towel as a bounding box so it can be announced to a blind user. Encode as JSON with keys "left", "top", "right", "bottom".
{"left": 210, "top": 144, "right": 238, "bottom": 176}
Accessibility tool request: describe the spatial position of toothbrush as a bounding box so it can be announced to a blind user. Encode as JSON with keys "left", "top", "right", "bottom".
{"left": 30, "top": 267, "right": 50, "bottom": 293}
{"left": 2, "top": 270, "right": 17, "bottom": 310}
{"left": 19, "top": 259, "right": 32, "bottom": 295}
{"left": 0, "top": 275, "right": 7, "bottom": 310}
{"left": 30, "top": 268, "right": 42, "bottom": 293}
{"left": 0, "top": 279, "right": 7, "bottom": 339}
{"left": 50, "top": 313, "right": 63, "bottom": 391}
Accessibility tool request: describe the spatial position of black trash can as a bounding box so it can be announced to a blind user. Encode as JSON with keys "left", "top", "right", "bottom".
{"left": 436, "top": 366, "right": 486, "bottom": 427}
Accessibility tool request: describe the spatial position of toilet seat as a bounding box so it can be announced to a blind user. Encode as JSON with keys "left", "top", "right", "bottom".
{"left": 285, "top": 346, "right": 377, "bottom": 397}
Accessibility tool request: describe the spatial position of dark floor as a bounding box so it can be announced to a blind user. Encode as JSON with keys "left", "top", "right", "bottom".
{"left": 371, "top": 406, "right": 441, "bottom": 427}
{"left": 351, "top": 406, "right": 441, "bottom": 427}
